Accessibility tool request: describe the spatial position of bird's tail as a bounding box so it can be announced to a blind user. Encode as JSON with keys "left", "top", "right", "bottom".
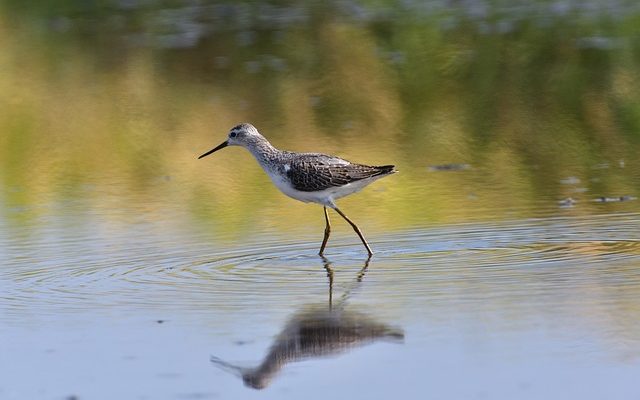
{"left": 375, "top": 165, "right": 397, "bottom": 175}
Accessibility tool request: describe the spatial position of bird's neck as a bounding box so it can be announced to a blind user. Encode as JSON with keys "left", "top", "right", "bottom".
{"left": 246, "top": 136, "right": 281, "bottom": 166}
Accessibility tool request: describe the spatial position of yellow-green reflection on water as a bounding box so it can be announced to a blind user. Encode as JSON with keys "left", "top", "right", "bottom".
{"left": 1, "top": 5, "right": 639, "bottom": 237}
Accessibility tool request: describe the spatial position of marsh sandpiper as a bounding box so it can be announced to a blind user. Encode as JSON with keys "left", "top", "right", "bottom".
{"left": 198, "top": 123, "right": 396, "bottom": 256}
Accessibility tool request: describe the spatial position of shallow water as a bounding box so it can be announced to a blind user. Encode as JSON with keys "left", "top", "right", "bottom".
{"left": 3, "top": 1, "right": 640, "bottom": 399}
{"left": 3, "top": 206, "right": 640, "bottom": 399}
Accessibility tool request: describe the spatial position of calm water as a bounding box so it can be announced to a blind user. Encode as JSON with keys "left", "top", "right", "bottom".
{"left": 3, "top": 209, "right": 640, "bottom": 399}
{"left": 2, "top": 1, "right": 640, "bottom": 399}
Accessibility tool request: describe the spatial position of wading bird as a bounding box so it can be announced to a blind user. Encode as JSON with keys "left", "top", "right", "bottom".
{"left": 198, "top": 123, "right": 396, "bottom": 256}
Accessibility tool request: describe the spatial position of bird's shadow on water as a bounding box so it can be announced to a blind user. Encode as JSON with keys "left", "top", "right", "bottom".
{"left": 210, "top": 256, "right": 405, "bottom": 390}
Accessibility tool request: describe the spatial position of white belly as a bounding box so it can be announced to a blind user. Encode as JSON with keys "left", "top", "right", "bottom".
{"left": 266, "top": 170, "right": 382, "bottom": 208}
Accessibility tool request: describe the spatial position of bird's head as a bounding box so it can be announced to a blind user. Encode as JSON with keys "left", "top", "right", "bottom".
{"left": 198, "top": 123, "right": 263, "bottom": 159}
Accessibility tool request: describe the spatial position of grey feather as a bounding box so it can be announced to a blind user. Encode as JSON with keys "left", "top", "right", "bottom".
{"left": 281, "top": 153, "right": 395, "bottom": 192}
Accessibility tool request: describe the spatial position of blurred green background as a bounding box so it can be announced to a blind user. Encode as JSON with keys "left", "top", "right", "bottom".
{"left": 1, "top": 0, "right": 639, "bottom": 236}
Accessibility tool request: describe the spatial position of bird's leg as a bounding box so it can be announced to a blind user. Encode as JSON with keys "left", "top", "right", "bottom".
{"left": 333, "top": 207, "right": 373, "bottom": 256}
{"left": 318, "top": 206, "right": 331, "bottom": 256}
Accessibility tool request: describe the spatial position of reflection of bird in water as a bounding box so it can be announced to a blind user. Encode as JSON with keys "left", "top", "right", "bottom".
{"left": 212, "top": 306, "right": 404, "bottom": 389}
{"left": 210, "top": 257, "right": 404, "bottom": 389}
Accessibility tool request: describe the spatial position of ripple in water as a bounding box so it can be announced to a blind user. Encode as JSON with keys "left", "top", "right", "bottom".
{"left": 2, "top": 213, "right": 640, "bottom": 319}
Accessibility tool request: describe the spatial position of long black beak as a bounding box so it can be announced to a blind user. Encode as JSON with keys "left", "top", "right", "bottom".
{"left": 198, "top": 141, "right": 228, "bottom": 159}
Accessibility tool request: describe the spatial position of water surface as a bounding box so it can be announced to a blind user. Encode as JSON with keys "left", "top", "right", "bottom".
{"left": 3, "top": 210, "right": 640, "bottom": 399}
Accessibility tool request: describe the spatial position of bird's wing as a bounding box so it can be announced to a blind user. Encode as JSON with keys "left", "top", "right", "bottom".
{"left": 285, "top": 154, "right": 391, "bottom": 192}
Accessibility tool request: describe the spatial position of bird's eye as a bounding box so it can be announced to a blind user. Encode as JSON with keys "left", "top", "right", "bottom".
{"left": 230, "top": 132, "right": 237, "bottom": 138}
